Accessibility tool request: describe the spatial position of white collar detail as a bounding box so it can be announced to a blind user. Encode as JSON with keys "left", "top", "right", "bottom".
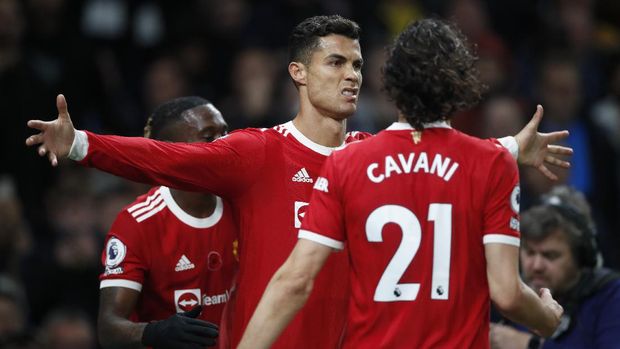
{"left": 159, "top": 186, "right": 223, "bottom": 228}
{"left": 386, "top": 121, "right": 452, "bottom": 130}
{"left": 283, "top": 121, "right": 343, "bottom": 156}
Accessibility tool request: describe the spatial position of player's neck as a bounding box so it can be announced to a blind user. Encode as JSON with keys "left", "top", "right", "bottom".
{"left": 168, "top": 189, "right": 217, "bottom": 218}
{"left": 293, "top": 109, "right": 347, "bottom": 148}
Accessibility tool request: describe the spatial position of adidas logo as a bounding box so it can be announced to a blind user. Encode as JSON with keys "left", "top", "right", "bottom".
{"left": 175, "top": 255, "right": 195, "bottom": 272}
{"left": 292, "top": 168, "right": 313, "bottom": 183}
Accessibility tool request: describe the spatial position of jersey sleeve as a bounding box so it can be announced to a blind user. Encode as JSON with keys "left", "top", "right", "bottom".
{"left": 79, "top": 129, "right": 267, "bottom": 198}
{"left": 99, "top": 210, "right": 149, "bottom": 291}
{"left": 298, "top": 154, "right": 346, "bottom": 250}
{"left": 493, "top": 136, "right": 519, "bottom": 160}
{"left": 482, "top": 149, "right": 521, "bottom": 246}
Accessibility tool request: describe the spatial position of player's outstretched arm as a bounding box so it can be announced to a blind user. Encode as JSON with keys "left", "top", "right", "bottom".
{"left": 26, "top": 95, "right": 262, "bottom": 195}
{"left": 25, "top": 94, "right": 75, "bottom": 166}
{"left": 514, "top": 105, "right": 573, "bottom": 181}
{"left": 237, "top": 239, "right": 332, "bottom": 349}
{"left": 485, "top": 243, "right": 563, "bottom": 337}
{"left": 98, "top": 287, "right": 219, "bottom": 349}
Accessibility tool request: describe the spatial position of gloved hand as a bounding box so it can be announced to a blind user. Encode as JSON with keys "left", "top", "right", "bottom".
{"left": 141, "top": 306, "right": 219, "bottom": 348}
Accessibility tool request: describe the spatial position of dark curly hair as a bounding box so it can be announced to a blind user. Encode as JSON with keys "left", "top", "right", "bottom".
{"left": 144, "top": 96, "right": 211, "bottom": 140}
{"left": 289, "top": 15, "right": 361, "bottom": 65}
{"left": 382, "top": 18, "right": 485, "bottom": 129}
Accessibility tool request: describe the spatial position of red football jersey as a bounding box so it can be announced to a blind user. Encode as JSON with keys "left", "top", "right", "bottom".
{"left": 99, "top": 186, "right": 238, "bottom": 324}
{"left": 82, "top": 122, "right": 371, "bottom": 348}
{"left": 300, "top": 122, "right": 521, "bottom": 349}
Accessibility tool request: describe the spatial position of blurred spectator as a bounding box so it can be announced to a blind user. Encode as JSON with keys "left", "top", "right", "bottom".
{"left": 447, "top": 0, "right": 514, "bottom": 135}
{"left": 38, "top": 307, "right": 96, "bottom": 349}
{"left": 0, "top": 176, "right": 32, "bottom": 278}
{"left": 591, "top": 58, "right": 620, "bottom": 178}
{"left": 523, "top": 54, "right": 619, "bottom": 267}
{"left": 143, "top": 56, "right": 190, "bottom": 114}
{"left": 22, "top": 165, "right": 102, "bottom": 325}
{"left": 448, "top": 0, "right": 513, "bottom": 91}
{"left": 481, "top": 95, "right": 526, "bottom": 139}
{"left": 0, "top": 275, "right": 28, "bottom": 342}
{"left": 222, "top": 47, "right": 279, "bottom": 128}
{"left": 490, "top": 186, "right": 620, "bottom": 349}
{"left": 0, "top": 0, "right": 24, "bottom": 73}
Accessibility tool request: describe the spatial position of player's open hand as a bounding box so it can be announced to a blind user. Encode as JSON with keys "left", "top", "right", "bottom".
{"left": 25, "top": 94, "right": 76, "bottom": 166}
{"left": 514, "top": 105, "right": 573, "bottom": 181}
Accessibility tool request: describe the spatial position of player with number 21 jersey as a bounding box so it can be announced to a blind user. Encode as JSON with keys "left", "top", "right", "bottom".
{"left": 300, "top": 121, "right": 521, "bottom": 348}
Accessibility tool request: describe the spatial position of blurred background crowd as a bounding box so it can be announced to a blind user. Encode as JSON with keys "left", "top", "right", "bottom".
{"left": 0, "top": 0, "right": 619, "bottom": 347}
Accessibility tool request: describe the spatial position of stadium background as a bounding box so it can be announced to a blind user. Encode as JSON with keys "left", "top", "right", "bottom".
{"left": 0, "top": 0, "right": 619, "bottom": 347}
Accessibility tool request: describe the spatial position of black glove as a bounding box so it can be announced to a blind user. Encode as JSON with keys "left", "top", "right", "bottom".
{"left": 141, "top": 306, "right": 219, "bottom": 349}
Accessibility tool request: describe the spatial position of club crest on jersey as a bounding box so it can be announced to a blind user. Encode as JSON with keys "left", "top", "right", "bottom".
{"left": 175, "top": 289, "right": 201, "bottom": 312}
{"left": 411, "top": 130, "right": 422, "bottom": 144}
{"left": 510, "top": 185, "right": 520, "bottom": 214}
{"left": 105, "top": 237, "right": 126, "bottom": 268}
{"left": 292, "top": 168, "right": 313, "bottom": 183}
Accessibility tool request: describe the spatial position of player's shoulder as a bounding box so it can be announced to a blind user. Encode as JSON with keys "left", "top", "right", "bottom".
{"left": 452, "top": 131, "right": 514, "bottom": 163}
{"left": 214, "top": 126, "right": 270, "bottom": 144}
{"left": 107, "top": 187, "right": 181, "bottom": 246}
{"left": 332, "top": 135, "right": 369, "bottom": 156}
{"left": 229, "top": 123, "right": 302, "bottom": 146}
{"left": 116, "top": 186, "right": 167, "bottom": 224}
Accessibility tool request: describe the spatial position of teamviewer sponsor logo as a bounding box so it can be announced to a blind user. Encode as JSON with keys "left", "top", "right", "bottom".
{"left": 174, "top": 289, "right": 201, "bottom": 312}
{"left": 292, "top": 168, "right": 313, "bottom": 183}
{"left": 294, "top": 201, "right": 309, "bottom": 228}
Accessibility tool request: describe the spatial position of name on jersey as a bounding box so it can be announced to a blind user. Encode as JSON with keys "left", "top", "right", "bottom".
{"left": 367, "top": 152, "right": 460, "bottom": 183}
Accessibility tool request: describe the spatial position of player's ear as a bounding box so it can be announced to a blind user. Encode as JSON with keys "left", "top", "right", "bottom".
{"left": 289, "top": 61, "right": 307, "bottom": 86}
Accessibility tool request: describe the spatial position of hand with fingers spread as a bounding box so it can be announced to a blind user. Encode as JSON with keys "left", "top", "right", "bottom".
{"left": 141, "top": 306, "right": 219, "bottom": 349}
{"left": 514, "top": 105, "right": 573, "bottom": 180}
{"left": 25, "top": 94, "right": 76, "bottom": 166}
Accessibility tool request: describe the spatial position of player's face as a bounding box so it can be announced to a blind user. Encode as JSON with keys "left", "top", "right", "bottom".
{"left": 305, "top": 34, "right": 363, "bottom": 120}
{"left": 520, "top": 229, "right": 581, "bottom": 295}
{"left": 165, "top": 104, "right": 228, "bottom": 143}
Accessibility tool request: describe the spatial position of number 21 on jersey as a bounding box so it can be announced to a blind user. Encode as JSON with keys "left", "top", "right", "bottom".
{"left": 366, "top": 204, "right": 452, "bottom": 302}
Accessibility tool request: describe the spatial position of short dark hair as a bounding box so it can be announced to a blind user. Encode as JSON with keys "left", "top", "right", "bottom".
{"left": 144, "top": 96, "right": 211, "bottom": 140}
{"left": 289, "top": 15, "right": 361, "bottom": 64}
{"left": 382, "top": 18, "right": 484, "bottom": 129}
{"left": 521, "top": 186, "right": 599, "bottom": 268}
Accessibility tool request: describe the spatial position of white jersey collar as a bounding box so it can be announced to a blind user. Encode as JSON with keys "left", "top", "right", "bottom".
{"left": 386, "top": 121, "right": 451, "bottom": 130}
{"left": 283, "top": 121, "right": 343, "bottom": 156}
{"left": 159, "top": 186, "right": 223, "bottom": 228}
